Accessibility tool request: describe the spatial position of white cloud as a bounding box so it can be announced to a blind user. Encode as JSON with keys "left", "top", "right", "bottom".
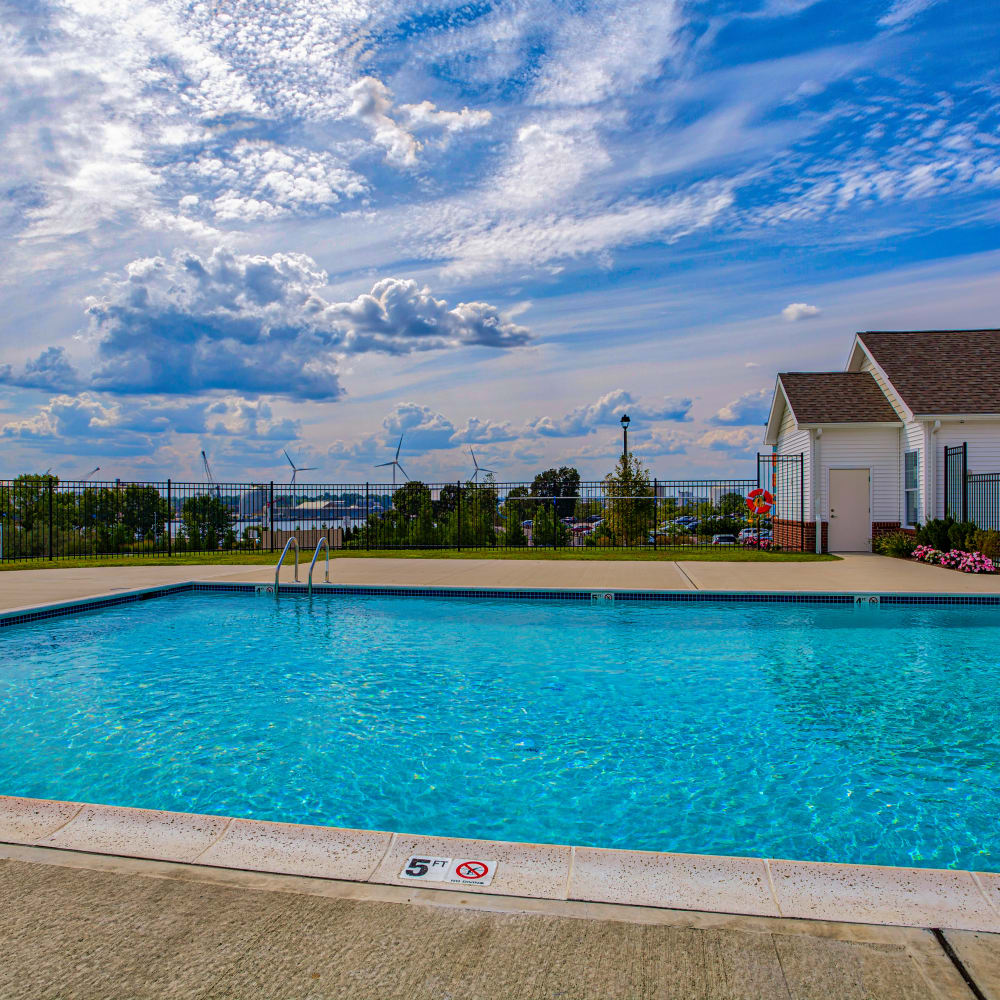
{"left": 781, "top": 302, "right": 821, "bottom": 321}
{"left": 182, "top": 141, "right": 367, "bottom": 222}
{"left": 0, "top": 249, "right": 533, "bottom": 400}
{"left": 348, "top": 76, "right": 491, "bottom": 167}
{"left": 527, "top": 389, "right": 691, "bottom": 438}
{"left": 711, "top": 388, "right": 771, "bottom": 425}
{"left": 878, "top": 0, "right": 940, "bottom": 28}
{"left": 698, "top": 427, "right": 761, "bottom": 452}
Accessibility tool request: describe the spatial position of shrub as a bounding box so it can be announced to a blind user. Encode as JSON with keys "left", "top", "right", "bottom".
{"left": 973, "top": 529, "right": 1000, "bottom": 561}
{"left": 915, "top": 517, "right": 976, "bottom": 552}
{"left": 874, "top": 531, "right": 917, "bottom": 558}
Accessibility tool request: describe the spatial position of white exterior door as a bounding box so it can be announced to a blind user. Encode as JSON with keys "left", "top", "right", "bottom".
{"left": 828, "top": 469, "right": 871, "bottom": 551}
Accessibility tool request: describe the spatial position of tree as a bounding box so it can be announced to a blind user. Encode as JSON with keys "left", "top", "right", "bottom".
{"left": 391, "top": 480, "right": 432, "bottom": 519}
{"left": 501, "top": 517, "right": 527, "bottom": 547}
{"left": 434, "top": 483, "right": 460, "bottom": 518}
{"left": 530, "top": 467, "right": 580, "bottom": 519}
{"left": 181, "top": 494, "right": 232, "bottom": 551}
{"left": 532, "top": 502, "right": 569, "bottom": 547}
{"left": 718, "top": 491, "right": 748, "bottom": 518}
{"left": 501, "top": 486, "right": 531, "bottom": 525}
{"left": 601, "top": 454, "right": 654, "bottom": 546}
{"left": 120, "top": 484, "right": 171, "bottom": 539}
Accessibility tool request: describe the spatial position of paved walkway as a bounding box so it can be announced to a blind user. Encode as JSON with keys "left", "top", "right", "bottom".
{"left": 1, "top": 847, "right": 996, "bottom": 1000}
{"left": 1, "top": 554, "right": 999, "bottom": 613}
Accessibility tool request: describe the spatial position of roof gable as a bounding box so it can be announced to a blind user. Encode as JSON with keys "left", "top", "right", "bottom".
{"left": 856, "top": 330, "right": 1000, "bottom": 415}
{"left": 776, "top": 372, "right": 901, "bottom": 426}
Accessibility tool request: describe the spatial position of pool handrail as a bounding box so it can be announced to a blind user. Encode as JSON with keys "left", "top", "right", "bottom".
{"left": 274, "top": 537, "right": 299, "bottom": 596}
{"left": 308, "top": 537, "right": 330, "bottom": 594}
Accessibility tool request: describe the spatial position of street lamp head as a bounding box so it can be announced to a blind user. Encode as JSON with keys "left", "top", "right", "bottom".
{"left": 620, "top": 413, "right": 631, "bottom": 429}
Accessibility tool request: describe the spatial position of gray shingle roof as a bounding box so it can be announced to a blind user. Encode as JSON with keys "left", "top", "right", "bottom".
{"left": 857, "top": 330, "right": 1000, "bottom": 414}
{"left": 778, "top": 372, "right": 901, "bottom": 425}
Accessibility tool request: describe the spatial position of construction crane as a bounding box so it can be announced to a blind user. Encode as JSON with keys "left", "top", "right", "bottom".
{"left": 79, "top": 467, "right": 100, "bottom": 481}
{"left": 200, "top": 450, "right": 222, "bottom": 498}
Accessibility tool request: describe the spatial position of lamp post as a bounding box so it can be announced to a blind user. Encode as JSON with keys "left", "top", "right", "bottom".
{"left": 620, "top": 413, "right": 630, "bottom": 460}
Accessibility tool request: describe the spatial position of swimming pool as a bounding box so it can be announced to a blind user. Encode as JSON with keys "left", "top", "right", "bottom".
{"left": 1, "top": 589, "right": 997, "bottom": 872}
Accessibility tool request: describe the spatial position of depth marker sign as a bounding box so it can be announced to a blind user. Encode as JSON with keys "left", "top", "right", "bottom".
{"left": 399, "top": 856, "right": 498, "bottom": 887}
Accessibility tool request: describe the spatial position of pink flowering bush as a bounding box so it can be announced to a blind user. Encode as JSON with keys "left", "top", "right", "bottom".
{"left": 913, "top": 545, "right": 996, "bottom": 573}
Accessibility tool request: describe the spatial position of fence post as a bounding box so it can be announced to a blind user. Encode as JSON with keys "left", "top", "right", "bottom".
{"left": 365, "top": 483, "right": 369, "bottom": 551}
{"left": 48, "top": 477, "right": 53, "bottom": 561}
{"left": 962, "top": 442, "right": 969, "bottom": 522}
{"left": 457, "top": 481, "right": 462, "bottom": 551}
{"left": 799, "top": 454, "right": 805, "bottom": 552}
{"left": 269, "top": 482, "right": 275, "bottom": 552}
{"left": 167, "top": 479, "right": 172, "bottom": 557}
{"left": 653, "top": 479, "right": 658, "bottom": 551}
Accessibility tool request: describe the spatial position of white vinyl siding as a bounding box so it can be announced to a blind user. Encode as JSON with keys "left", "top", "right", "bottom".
{"left": 774, "top": 402, "right": 811, "bottom": 514}
{"left": 813, "top": 427, "right": 900, "bottom": 527}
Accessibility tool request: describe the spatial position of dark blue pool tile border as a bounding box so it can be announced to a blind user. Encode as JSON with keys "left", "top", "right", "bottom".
{"left": 3, "top": 581, "right": 999, "bottom": 629}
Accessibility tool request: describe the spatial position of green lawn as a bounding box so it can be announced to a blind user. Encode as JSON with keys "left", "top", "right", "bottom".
{"left": 0, "top": 547, "right": 836, "bottom": 571}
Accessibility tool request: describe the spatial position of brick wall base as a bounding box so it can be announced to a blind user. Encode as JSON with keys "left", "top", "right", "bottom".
{"left": 776, "top": 519, "right": 914, "bottom": 553}
{"left": 774, "top": 518, "right": 827, "bottom": 553}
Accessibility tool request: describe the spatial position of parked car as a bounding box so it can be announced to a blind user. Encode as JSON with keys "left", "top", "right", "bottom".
{"left": 586, "top": 514, "right": 604, "bottom": 524}
{"left": 712, "top": 534, "right": 737, "bottom": 546}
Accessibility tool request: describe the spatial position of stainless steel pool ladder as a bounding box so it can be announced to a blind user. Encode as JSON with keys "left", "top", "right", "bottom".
{"left": 308, "top": 537, "right": 330, "bottom": 595}
{"left": 274, "top": 537, "right": 299, "bottom": 596}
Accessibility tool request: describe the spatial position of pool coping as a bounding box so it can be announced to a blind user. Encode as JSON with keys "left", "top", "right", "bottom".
{"left": 1, "top": 794, "right": 997, "bottom": 932}
{"left": 2, "top": 578, "right": 1000, "bottom": 627}
{"left": 2, "top": 583, "right": 999, "bottom": 933}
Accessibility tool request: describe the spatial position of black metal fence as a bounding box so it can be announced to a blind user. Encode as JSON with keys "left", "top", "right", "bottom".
{"left": 0, "top": 459, "right": 806, "bottom": 562}
{"left": 968, "top": 473, "right": 1000, "bottom": 531}
{"left": 944, "top": 443, "right": 1000, "bottom": 530}
{"left": 944, "top": 444, "right": 968, "bottom": 521}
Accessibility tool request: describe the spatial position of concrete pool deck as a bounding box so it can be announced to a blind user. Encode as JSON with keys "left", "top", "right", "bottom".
{"left": 2, "top": 557, "right": 999, "bottom": 995}
{"left": 1, "top": 552, "right": 1000, "bottom": 611}
{"left": 3, "top": 845, "right": 997, "bottom": 1000}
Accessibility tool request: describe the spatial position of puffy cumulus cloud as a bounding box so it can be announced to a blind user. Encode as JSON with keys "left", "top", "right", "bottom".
{"left": 380, "top": 402, "right": 457, "bottom": 451}
{"left": 0, "top": 394, "right": 186, "bottom": 457}
{"left": 710, "top": 388, "right": 771, "bottom": 426}
{"left": 452, "top": 416, "right": 518, "bottom": 444}
{"left": 322, "top": 279, "right": 532, "bottom": 354}
{"left": 68, "top": 248, "right": 529, "bottom": 400}
{"left": 781, "top": 302, "right": 821, "bottom": 321}
{"left": 0, "top": 347, "right": 82, "bottom": 392}
{"left": 84, "top": 248, "right": 344, "bottom": 400}
{"left": 634, "top": 429, "right": 689, "bottom": 456}
{"left": 348, "top": 76, "right": 491, "bottom": 167}
{"left": 527, "top": 390, "right": 691, "bottom": 438}
{"left": 697, "top": 427, "right": 761, "bottom": 453}
{"left": 205, "top": 397, "right": 299, "bottom": 441}
{"left": 0, "top": 391, "right": 303, "bottom": 462}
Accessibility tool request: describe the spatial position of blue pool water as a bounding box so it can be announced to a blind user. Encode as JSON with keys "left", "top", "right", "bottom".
{"left": 1, "top": 592, "right": 998, "bottom": 871}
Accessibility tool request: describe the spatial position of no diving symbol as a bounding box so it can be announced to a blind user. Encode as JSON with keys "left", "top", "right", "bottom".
{"left": 456, "top": 861, "right": 488, "bottom": 880}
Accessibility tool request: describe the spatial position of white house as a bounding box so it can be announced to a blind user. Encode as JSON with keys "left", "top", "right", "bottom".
{"left": 763, "top": 330, "right": 1000, "bottom": 552}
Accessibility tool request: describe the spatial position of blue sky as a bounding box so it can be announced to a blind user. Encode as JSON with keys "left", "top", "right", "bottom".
{"left": 1, "top": 0, "right": 999, "bottom": 482}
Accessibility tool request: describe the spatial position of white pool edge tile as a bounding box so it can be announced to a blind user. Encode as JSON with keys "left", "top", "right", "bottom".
{"left": 1, "top": 794, "right": 998, "bottom": 932}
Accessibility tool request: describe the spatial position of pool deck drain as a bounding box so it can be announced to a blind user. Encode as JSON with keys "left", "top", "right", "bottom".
{"left": 2, "top": 795, "right": 998, "bottom": 935}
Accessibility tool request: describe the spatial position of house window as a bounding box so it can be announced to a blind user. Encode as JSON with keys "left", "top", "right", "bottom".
{"left": 904, "top": 451, "right": 919, "bottom": 525}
